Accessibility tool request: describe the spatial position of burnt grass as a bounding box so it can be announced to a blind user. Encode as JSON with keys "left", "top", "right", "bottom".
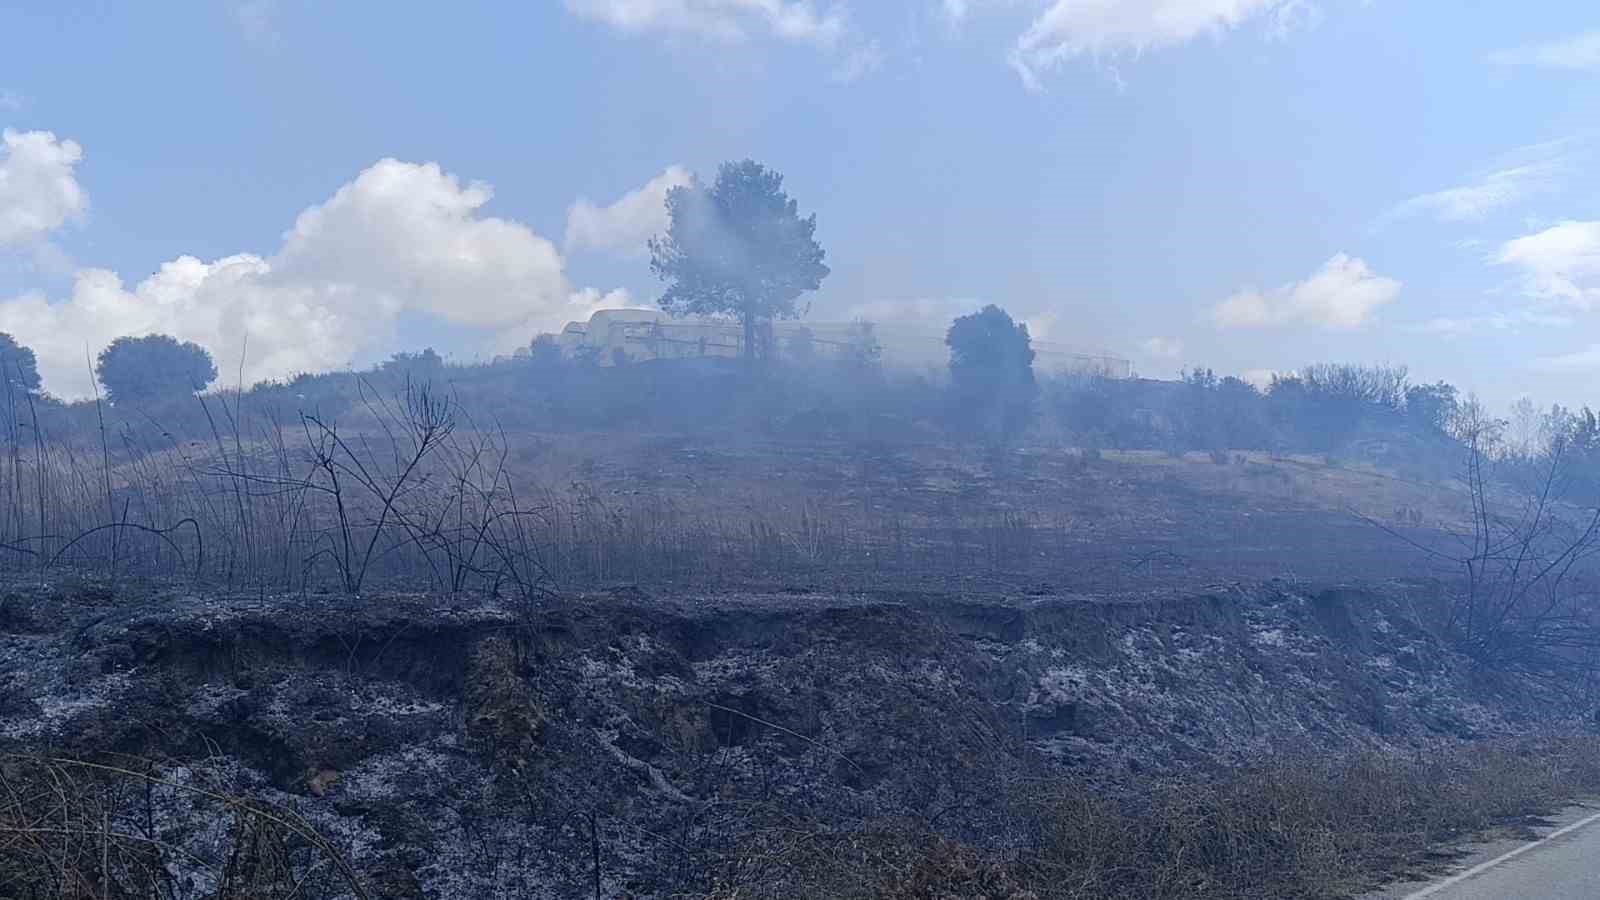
{"left": 0, "top": 440, "right": 1593, "bottom": 898}
{"left": 498, "top": 435, "right": 1469, "bottom": 593}
{"left": 1, "top": 574, "right": 1597, "bottom": 899}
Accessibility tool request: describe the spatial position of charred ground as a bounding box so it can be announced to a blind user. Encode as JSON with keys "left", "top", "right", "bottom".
{"left": 0, "top": 363, "right": 1595, "bottom": 898}
{"left": 0, "top": 575, "right": 1588, "bottom": 898}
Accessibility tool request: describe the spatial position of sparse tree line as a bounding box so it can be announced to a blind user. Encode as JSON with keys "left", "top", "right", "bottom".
{"left": 2, "top": 331, "right": 218, "bottom": 412}
{"left": 0, "top": 319, "right": 1488, "bottom": 467}
{"left": 1045, "top": 362, "right": 1468, "bottom": 464}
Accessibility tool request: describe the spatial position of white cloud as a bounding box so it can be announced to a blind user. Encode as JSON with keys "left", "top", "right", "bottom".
{"left": 566, "top": 0, "right": 881, "bottom": 78}
{"left": 1416, "top": 309, "right": 1573, "bottom": 337}
{"left": 0, "top": 157, "right": 625, "bottom": 398}
{"left": 274, "top": 160, "right": 577, "bottom": 330}
{"left": 1008, "top": 0, "right": 1309, "bottom": 89}
{"left": 0, "top": 90, "right": 26, "bottom": 111}
{"left": 565, "top": 166, "right": 693, "bottom": 258}
{"left": 1388, "top": 163, "right": 1558, "bottom": 224}
{"left": 0, "top": 129, "right": 87, "bottom": 247}
{"left": 1534, "top": 345, "right": 1600, "bottom": 372}
{"left": 1382, "top": 138, "right": 1579, "bottom": 225}
{"left": 1211, "top": 253, "right": 1400, "bottom": 330}
{"left": 1240, "top": 368, "right": 1280, "bottom": 390}
{"left": 1489, "top": 30, "right": 1600, "bottom": 71}
{"left": 1212, "top": 288, "right": 1274, "bottom": 328}
{"left": 942, "top": 0, "right": 970, "bottom": 26}
{"left": 1140, "top": 336, "right": 1184, "bottom": 358}
{"left": 1495, "top": 220, "right": 1600, "bottom": 308}
{"left": 565, "top": 0, "right": 848, "bottom": 46}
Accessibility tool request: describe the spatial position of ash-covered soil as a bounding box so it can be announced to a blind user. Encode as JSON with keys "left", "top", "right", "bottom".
{"left": 0, "top": 578, "right": 1577, "bottom": 897}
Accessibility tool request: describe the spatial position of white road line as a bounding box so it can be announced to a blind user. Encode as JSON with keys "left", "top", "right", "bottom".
{"left": 1397, "top": 807, "right": 1600, "bottom": 899}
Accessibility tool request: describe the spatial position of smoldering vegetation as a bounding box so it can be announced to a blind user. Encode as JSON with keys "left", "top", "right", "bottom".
{"left": 7, "top": 320, "right": 1600, "bottom": 898}
{"left": 0, "top": 351, "right": 1494, "bottom": 592}
{"left": 7, "top": 337, "right": 1600, "bottom": 676}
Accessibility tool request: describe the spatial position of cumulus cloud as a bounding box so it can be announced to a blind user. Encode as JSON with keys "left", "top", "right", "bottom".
{"left": 1009, "top": 0, "right": 1312, "bottom": 89}
{"left": 565, "top": 166, "right": 693, "bottom": 259}
{"left": 1495, "top": 220, "right": 1600, "bottom": 309}
{"left": 1140, "top": 336, "right": 1184, "bottom": 359}
{"left": 1489, "top": 30, "right": 1600, "bottom": 71}
{"left": 1211, "top": 253, "right": 1400, "bottom": 330}
{"left": 1212, "top": 289, "right": 1274, "bottom": 328}
{"left": 0, "top": 129, "right": 87, "bottom": 247}
{"left": 274, "top": 160, "right": 577, "bottom": 329}
{"left": 565, "top": 0, "right": 848, "bottom": 46}
{"left": 0, "top": 157, "right": 627, "bottom": 398}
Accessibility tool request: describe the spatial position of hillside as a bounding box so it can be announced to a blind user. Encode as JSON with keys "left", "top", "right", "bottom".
{"left": 0, "top": 577, "right": 1584, "bottom": 898}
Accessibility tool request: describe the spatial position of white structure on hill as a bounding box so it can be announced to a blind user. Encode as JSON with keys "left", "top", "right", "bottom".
{"left": 533, "top": 309, "right": 1132, "bottom": 378}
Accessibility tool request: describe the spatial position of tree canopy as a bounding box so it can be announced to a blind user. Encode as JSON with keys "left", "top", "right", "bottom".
{"left": 95, "top": 334, "right": 218, "bottom": 406}
{"left": 649, "top": 160, "right": 829, "bottom": 361}
{"left": 945, "top": 305, "right": 1037, "bottom": 442}
{"left": 0, "top": 332, "right": 41, "bottom": 394}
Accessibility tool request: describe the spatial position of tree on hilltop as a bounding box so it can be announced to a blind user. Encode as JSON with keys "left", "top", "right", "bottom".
{"left": 650, "top": 160, "right": 829, "bottom": 364}
{"left": 96, "top": 334, "right": 218, "bottom": 406}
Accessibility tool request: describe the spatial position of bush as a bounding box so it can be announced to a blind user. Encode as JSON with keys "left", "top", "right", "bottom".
{"left": 96, "top": 334, "right": 218, "bottom": 407}
{"left": 704, "top": 738, "right": 1600, "bottom": 900}
{"left": 0, "top": 331, "right": 40, "bottom": 394}
{"left": 946, "top": 305, "right": 1037, "bottom": 444}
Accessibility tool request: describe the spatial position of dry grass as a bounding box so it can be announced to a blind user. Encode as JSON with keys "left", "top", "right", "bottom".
{"left": 700, "top": 736, "right": 1600, "bottom": 900}
{"left": 0, "top": 754, "right": 368, "bottom": 900}
{"left": 0, "top": 373, "right": 1486, "bottom": 596}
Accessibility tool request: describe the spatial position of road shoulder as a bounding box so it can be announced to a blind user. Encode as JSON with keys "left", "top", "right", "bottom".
{"left": 1362, "top": 800, "right": 1600, "bottom": 899}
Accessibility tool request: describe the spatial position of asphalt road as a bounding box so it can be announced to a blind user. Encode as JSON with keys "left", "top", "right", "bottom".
{"left": 1368, "top": 805, "right": 1600, "bottom": 900}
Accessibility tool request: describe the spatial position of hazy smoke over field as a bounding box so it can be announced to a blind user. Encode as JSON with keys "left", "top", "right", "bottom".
{"left": 0, "top": 134, "right": 635, "bottom": 398}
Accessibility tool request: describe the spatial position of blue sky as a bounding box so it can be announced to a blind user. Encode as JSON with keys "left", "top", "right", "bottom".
{"left": 1, "top": 1, "right": 1599, "bottom": 409}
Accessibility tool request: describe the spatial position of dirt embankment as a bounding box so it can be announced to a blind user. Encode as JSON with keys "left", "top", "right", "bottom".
{"left": 0, "top": 579, "right": 1578, "bottom": 897}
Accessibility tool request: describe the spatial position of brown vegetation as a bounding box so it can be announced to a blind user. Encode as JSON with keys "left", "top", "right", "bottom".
{"left": 0, "top": 755, "right": 367, "bottom": 900}
{"left": 703, "top": 737, "right": 1600, "bottom": 900}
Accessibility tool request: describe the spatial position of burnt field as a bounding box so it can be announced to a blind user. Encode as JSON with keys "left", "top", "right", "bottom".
{"left": 0, "top": 358, "right": 1493, "bottom": 602}
{"left": 1, "top": 405, "right": 1474, "bottom": 597}
{"left": 485, "top": 432, "right": 1471, "bottom": 593}
{"left": 4, "top": 398, "right": 1599, "bottom": 898}
{"left": 1, "top": 576, "right": 1591, "bottom": 899}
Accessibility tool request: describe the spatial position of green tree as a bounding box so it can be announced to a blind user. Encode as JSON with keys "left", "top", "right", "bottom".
{"left": 1404, "top": 381, "right": 1459, "bottom": 436}
{"left": 945, "top": 305, "right": 1037, "bottom": 443}
{"left": 0, "top": 332, "right": 41, "bottom": 394}
{"left": 649, "top": 160, "right": 830, "bottom": 363}
{"left": 95, "top": 334, "right": 218, "bottom": 406}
